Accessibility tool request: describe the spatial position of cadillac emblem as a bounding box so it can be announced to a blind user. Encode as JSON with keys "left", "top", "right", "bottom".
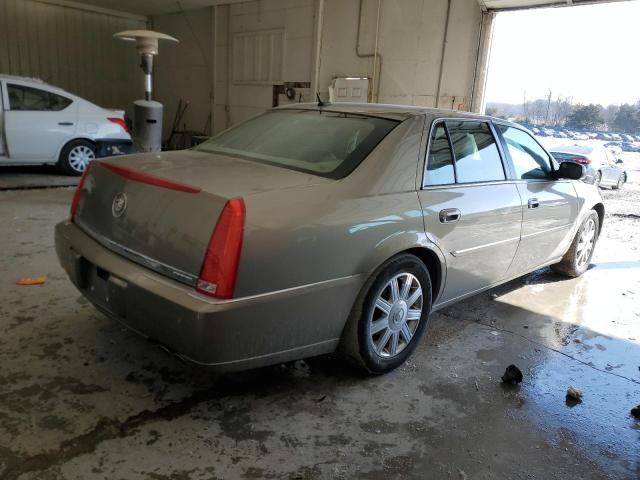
{"left": 111, "top": 192, "right": 127, "bottom": 218}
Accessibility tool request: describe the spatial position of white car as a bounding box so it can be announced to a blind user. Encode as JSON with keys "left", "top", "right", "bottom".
{"left": 0, "top": 75, "right": 132, "bottom": 175}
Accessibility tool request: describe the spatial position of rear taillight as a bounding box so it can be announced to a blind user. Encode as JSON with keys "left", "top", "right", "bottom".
{"left": 197, "top": 198, "right": 245, "bottom": 299}
{"left": 572, "top": 156, "right": 591, "bottom": 165}
{"left": 70, "top": 164, "right": 92, "bottom": 222}
{"left": 108, "top": 117, "right": 129, "bottom": 133}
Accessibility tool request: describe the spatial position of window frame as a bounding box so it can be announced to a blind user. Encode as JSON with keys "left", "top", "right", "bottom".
{"left": 492, "top": 121, "right": 560, "bottom": 183}
{"left": 421, "top": 117, "right": 511, "bottom": 189}
{"left": 6, "top": 83, "right": 73, "bottom": 112}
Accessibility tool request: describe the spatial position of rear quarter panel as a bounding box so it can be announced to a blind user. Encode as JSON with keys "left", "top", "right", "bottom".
{"left": 235, "top": 115, "right": 435, "bottom": 299}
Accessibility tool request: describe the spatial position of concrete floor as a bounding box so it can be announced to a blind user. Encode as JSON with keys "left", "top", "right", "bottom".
{"left": 0, "top": 174, "right": 639, "bottom": 479}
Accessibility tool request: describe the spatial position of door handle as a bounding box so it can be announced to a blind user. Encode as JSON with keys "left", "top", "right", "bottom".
{"left": 58, "top": 122, "right": 74, "bottom": 126}
{"left": 439, "top": 208, "right": 461, "bottom": 224}
{"left": 528, "top": 198, "right": 540, "bottom": 209}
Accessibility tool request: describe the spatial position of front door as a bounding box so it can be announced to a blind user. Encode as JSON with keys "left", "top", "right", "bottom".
{"left": 3, "top": 83, "right": 76, "bottom": 161}
{"left": 418, "top": 120, "right": 522, "bottom": 305}
{"left": 495, "top": 124, "right": 579, "bottom": 276}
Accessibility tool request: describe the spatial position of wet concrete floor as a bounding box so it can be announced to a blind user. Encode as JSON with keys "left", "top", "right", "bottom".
{"left": 0, "top": 180, "right": 639, "bottom": 479}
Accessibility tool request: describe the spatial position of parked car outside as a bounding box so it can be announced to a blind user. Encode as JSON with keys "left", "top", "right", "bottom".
{"left": 610, "top": 133, "right": 623, "bottom": 141}
{"left": 620, "top": 142, "right": 640, "bottom": 153}
{"left": 606, "top": 144, "right": 622, "bottom": 155}
{"left": 550, "top": 144, "right": 627, "bottom": 188}
{"left": 55, "top": 104, "right": 602, "bottom": 374}
{"left": 0, "top": 74, "right": 132, "bottom": 175}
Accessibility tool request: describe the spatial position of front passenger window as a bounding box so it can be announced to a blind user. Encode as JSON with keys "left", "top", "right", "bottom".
{"left": 498, "top": 125, "right": 552, "bottom": 180}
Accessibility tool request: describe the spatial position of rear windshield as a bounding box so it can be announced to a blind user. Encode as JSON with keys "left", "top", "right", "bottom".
{"left": 195, "top": 109, "right": 400, "bottom": 179}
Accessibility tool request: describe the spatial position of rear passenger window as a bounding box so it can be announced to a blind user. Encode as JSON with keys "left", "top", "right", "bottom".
{"left": 7, "top": 84, "right": 72, "bottom": 111}
{"left": 498, "top": 125, "right": 551, "bottom": 180}
{"left": 446, "top": 121, "right": 505, "bottom": 183}
{"left": 425, "top": 123, "right": 455, "bottom": 185}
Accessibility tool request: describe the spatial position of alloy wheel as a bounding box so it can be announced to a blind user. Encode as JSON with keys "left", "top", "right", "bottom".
{"left": 369, "top": 273, "right": 423, "bottom": 358}
{"left": 576, "top": 218, "right": 596, "bottom": 268}
{"left": 68, "top": 145, "right": 95, "bottom": 173}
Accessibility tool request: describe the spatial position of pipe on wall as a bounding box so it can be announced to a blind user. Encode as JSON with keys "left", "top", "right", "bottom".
{"left": 435, "top": 0, "right": 452, "bottom": 109}
{"left": 356, "top": 0, "right": 383, "bottom": 102}
{"left": 470, "top": 11, "right": 496, "bottom": 113}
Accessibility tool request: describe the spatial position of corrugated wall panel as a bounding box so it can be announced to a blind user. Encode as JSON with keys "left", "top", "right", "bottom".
{"left": 0, "top": 0, "right": 146, "bottom": 112}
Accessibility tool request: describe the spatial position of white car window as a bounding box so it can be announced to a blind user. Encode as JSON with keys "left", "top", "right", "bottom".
{"left": 7, "top": 84, "right": 72, "bottom": 112}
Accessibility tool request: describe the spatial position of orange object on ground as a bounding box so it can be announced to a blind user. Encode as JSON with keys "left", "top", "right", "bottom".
{"left": 16, "top": 277, "right": 47, "bottom": 285}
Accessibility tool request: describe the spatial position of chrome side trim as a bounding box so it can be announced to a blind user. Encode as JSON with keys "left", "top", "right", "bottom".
{"left": 75, "top": 219, "right": 198, "bottom": 287}
{"left": 186, "top": 273, "right": 364, "bottom": 305}
{"left": 521, "top": 224, "right": 571, "bottom": 240}
{"left": 451, "top": 236, "right": 520, "bottom": 257}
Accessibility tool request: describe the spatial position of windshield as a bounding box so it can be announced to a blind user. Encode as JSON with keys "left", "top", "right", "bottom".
{"left": 195, "top": 109, "right": 400, "bottom": 179}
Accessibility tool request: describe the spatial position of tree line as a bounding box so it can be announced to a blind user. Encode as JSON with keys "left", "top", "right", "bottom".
{"left": 486, "top": 90, "right": 640, "bottom": 133}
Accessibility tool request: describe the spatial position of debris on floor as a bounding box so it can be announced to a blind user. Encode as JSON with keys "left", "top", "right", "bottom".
{"left": 631, "top": 405, "right": 640, "bottom": 419}
{"left": 15, "top": 276, "right": 47, "bottom": 285}
{"left": 501, "top": 364, "right": 523, "bottom": 384}
{"left": 566, "top": 386, "right": 583, "bottom": 402}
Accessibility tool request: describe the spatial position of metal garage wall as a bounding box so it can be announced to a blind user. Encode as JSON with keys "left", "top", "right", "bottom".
{"left": 0, "top": 0, "right": 146, "bottom": 111}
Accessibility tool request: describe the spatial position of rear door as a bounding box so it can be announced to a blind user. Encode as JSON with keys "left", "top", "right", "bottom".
{"left": 495, "top": 124, "right": 579, "bottom": 276}
{"left": 4, "top": 83, "right": 77, "bottom": 161}
{"left": 418, "top": 119, "right": 522, "bottom": 305}
{"left": 0, "top": 81, "right": 5, "bottom": 157}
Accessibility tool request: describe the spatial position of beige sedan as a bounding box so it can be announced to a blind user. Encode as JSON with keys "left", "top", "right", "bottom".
{"left": 55, "top": 104, "right": 603, "bottom": 374}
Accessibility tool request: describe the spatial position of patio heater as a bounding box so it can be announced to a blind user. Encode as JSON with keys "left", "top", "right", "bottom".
{"left": 114, "top": 30, "right": 179, "bottom": 152}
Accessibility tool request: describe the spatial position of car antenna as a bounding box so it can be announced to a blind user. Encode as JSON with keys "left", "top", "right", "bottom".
{"left": 316, "top": 92, "right": 326, "bottom": 107}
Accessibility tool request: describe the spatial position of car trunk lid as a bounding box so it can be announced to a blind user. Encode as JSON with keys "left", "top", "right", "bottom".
{"left": 73, "top": 151, "right": 326, "bottom": 285}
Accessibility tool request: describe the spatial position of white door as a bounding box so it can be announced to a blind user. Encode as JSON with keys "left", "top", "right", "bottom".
{"left": 4, "top": 83, "right": 77, "bottom": 161}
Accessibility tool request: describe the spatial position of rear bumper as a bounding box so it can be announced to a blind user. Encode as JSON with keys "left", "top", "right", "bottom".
{"left": 55, "top": 221, "right": 361, "bottom": 371}
{"left": 95, "top": 139, "right": 135, "bottom": 158}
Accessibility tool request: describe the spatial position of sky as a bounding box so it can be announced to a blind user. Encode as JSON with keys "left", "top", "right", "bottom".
{"left": 485, "top": 1, "right": 640, "bottom": 106}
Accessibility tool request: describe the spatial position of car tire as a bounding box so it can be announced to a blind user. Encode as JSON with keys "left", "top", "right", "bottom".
{"left": 612, "top": 174, "right": 625, "bottom": 190}
{"left": 551, "top": 210, "right": 599, "bottom": 278}
{"left": 58, "top": 139, "right": 96, "bottom": 176}
{"left": 340, "top": 253, "right": 432, "bottom": 375}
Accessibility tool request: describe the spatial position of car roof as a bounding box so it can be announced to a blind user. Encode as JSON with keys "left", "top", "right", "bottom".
{"left": 276, "top": 102, "right": 522, "bottom": 127}
{"left": 0, "top": 74, "right": 47, "bottom": 84}
{"left": 0, "top": 74, "right": 81, "bottom": 100}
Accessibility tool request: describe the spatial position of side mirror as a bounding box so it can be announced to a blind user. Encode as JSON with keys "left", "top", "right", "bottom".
{"left": 556, "top": 161, "right": 584, "bottom": 180}
{"left": 616, "top": 159, "right": 624, "bottom": 164}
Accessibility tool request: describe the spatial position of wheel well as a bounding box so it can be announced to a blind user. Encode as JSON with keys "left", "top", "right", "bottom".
{"left": 592, "top": 203, "right": 605, "bottom": 233}
{"left": 405, "top": 247, "right": 442, "bottom": 302}
{"left": 57, "top": 137, "right": 96, "bottom": 161}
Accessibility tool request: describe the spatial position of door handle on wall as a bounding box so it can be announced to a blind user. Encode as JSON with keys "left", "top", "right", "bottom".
{"left": 528, "top": 198, "right": 540, "bottom": 209}
{"left": 58, "top": 122, "right": 74, "bottom": 126}
{"left": 439, "top": 208, "right": 461, "bottom": 224}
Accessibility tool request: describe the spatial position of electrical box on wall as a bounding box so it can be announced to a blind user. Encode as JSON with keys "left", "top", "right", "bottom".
{"left": 329, "top": 77, "right": 371, "bottom": 103}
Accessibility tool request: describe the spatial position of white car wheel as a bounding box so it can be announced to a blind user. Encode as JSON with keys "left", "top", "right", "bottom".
{"left": 59, "top": 140, "right": 96, "bottom": 176}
